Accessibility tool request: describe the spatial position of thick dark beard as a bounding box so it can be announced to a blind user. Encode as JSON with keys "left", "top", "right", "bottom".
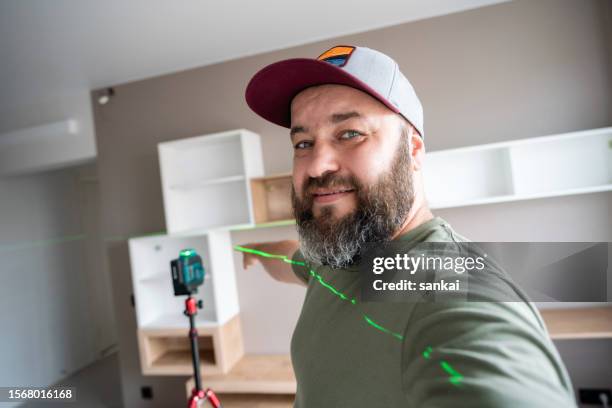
{"left": 291, "top": 133, "right": 415, "bottom": 269}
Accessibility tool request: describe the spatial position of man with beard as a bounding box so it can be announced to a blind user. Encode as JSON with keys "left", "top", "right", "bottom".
{"left": 240, "top": 46, "right": 576, "bottom": 407}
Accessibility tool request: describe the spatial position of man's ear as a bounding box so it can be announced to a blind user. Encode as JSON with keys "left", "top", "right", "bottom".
{"left": 409, "top": 126, "right": 425, "bottom": 171}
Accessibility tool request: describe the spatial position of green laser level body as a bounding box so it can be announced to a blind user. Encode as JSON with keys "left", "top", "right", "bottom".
{"left": 171, "top": 249, "right": 205, "bottom": 296}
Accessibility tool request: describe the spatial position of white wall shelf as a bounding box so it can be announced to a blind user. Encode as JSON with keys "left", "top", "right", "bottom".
{"left": 424, "top": 127, "right": 612, "bottom": 209}
{"left": 169, "top": 175, "right": 246, "bottom": 190}
{"left": 158, "top": 129, "right": 264, "bottom": 233}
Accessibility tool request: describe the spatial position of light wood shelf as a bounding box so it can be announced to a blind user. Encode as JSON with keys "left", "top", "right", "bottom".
{"left": 541, "top": 306, "right": 612, "bottom": 340}
{"left": 185, "top": 354, "right": 296, "bottom": 395}
{"left": 250, "top": 173, "right": 293, "bottom": 224}
{"left": 138, "top": 315, "right": 244, "bottom": 375}
{"left": 188, "top": 394, "right": 294, "bottom": 407}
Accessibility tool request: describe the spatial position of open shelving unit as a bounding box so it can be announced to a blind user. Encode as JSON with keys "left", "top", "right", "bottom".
{"left": 158, "top": 129, "right": 264, "bottom": 233}
{"left": 423, "top": 127, "right": 612, "bottom": 209}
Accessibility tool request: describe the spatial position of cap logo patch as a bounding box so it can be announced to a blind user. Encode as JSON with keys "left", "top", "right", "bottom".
{"left": 317, "top": 45, "right": 355, "bottom": 67}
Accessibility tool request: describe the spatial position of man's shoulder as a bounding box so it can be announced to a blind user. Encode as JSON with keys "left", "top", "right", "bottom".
{"left": 397, "top": 216, "right": 469, "bottom": 245}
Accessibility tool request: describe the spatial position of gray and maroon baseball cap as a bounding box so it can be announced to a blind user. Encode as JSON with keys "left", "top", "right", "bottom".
{"left": 245, "top": 45, "right": 424, "bottom": 138}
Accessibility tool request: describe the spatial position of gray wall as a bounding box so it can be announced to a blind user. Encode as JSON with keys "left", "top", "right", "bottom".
{"left": 92, "top": 0, "right": 612, "bottom": 406}
{"left": 0, "top": 163, "right": 116, "bottom": 405}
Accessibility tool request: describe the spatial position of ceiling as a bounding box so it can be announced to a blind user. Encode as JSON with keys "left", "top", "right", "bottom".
{"left": 0, "top": 0, "right": 508, "bottom": 133}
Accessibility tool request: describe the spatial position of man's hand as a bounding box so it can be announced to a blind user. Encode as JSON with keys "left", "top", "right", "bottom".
{"left": 239, "top": 240, "right": 306, "bottom": 286}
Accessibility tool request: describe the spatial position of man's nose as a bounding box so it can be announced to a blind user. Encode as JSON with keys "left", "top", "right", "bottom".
{"left": 306, "top": 143, "right": 340, "bottom": 179}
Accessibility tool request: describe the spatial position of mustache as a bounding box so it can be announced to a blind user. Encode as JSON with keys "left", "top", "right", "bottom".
{"left": 301, "top": 173, "right": 361, "bottom": 196}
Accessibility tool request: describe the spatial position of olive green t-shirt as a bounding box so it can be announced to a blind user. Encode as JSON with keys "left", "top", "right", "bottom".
{"left": 290, "top": 217, "right": 575, "bottom": 407}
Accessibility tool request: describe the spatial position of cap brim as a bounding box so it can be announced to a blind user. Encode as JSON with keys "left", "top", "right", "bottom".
{"left": 245, "top": 58, "right": 400, "bottom": 128}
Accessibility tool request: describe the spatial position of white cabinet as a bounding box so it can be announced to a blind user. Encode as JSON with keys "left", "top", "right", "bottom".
{"left": 158, "top": 129, "right": 264, "bottom": 233}
{"left": 424, "top": 127, "right": 612, "bottom": 209}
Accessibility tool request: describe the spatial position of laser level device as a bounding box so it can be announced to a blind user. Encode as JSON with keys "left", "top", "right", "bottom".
{"left": 170, "top": 249, "right": 222, "bottom": 408}
{"left": 171, "top": 249, "right": 205, "bottom": 296}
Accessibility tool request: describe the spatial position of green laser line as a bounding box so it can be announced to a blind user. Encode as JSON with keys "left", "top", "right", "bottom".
{"left": 234, "top": 245, "right": 403, "bottom": 338}
{"left": 234, "top": 244, "right": 463, "bottom": 386}
{"left": 309, "top": 269, "right": 355, "bottom": 303}
{"left": 234, "top": 245, "right": 294, "bottom": 262}
{"left": 0, "top": 234, "right": 87, "bottom": 253}
{"left": 0, "top": 229, "right": 170, "bottom": 254}
{"left": 440, "top": 361, "right": 463, "bottom": 386}
{"left": 363, "top": 315, "right": 404, "bottom": 340}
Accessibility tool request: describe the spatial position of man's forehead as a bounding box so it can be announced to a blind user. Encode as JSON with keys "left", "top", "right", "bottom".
{"left": 291, "top": 84, "right": 372, "bottom": 108}
{"left": 290, "top": 85, "right": 390, "bottom": 127}
{"left": 290, "top": 111, "right": 365, "bottom": 136}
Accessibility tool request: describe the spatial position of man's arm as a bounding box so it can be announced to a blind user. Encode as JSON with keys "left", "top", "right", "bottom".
{"left": 239, "top": 240, "right": 307, "bottom": 286}
{"left": 402, "top": 301, "right": 576, "bottom": 407}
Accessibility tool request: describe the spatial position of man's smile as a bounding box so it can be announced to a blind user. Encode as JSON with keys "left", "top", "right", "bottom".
{"left": 312, "top": 188, "right": 355, "bottom": 204}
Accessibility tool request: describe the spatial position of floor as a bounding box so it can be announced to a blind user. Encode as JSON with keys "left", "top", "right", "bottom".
{"left": 21, "top": 352, "right": 123, "bottom": 408}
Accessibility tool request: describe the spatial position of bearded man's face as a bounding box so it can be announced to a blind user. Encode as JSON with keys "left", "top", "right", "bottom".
{"left": 289, "top": 85, "right": 416, "bottom": 268}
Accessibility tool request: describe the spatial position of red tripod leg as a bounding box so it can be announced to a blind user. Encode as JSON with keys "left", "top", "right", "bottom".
{"left": 187, "top": 387, "right": 221, "bottom": 408}
{"left": 204, "top": 388, "right": 221, "bottom": 408}
{"left": 188, "top": 388, "right": 205, "bottom": 408}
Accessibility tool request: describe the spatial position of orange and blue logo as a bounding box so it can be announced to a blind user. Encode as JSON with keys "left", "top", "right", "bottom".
{"left": 317, "top": 45, "right": 355, "bottom": 67}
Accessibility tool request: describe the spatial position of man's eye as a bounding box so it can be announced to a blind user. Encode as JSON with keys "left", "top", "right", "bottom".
{"left": 340, "top": 130, "right": 362, "bottom": 140}
{"left": 294, "top": 140, "right": 312, "bottom": 150}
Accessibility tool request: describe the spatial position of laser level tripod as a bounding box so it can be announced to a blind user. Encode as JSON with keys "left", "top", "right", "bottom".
{"left": 171, "top": 249, "right": 222, "bottom": 408}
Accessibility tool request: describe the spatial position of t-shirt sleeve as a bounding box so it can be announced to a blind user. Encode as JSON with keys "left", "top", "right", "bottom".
{"left": 401, "top": 301, "right": 576, "bottom": 407}
{"left": 291, "top": 248, "right": 311, "bottom": 284}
